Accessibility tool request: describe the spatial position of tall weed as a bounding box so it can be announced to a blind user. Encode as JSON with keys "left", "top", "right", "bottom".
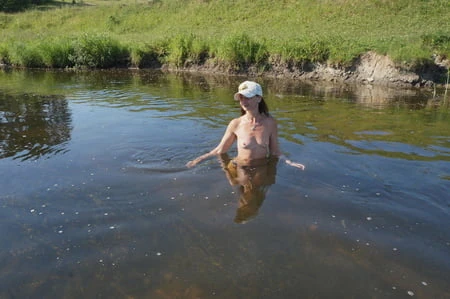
{"left": 216, "top": 34, "right": 269, "bottom": 69}
{"left": 9, "top": 42, "right": 45, "bottom": 68}
{"left": 188, "top": 36, "right": 209, "bottom": 65}
{"left": 129, "top": 42, "right": 167, "bottom": 68}
{"left": 69, "top": 34, "right": 128, "bottom": 68}
{"left": 166, "top": 35, "right": 192, "bottom": 67}
{"left": 278, "top": 38, "right": 330, "bottom": 67}
{"left": 165, "top": 34, "right": 209, "bottom": 67}
{"left": 40, "top": 38, "right": 74, "bottom": 68}
{"left": 0, "top": 43, "right": 9, "bottom": 64}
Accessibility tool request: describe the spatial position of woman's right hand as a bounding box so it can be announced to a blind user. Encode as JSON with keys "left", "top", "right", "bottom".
{"left": 186, "top": 159, "right": 199, "bottom": 168}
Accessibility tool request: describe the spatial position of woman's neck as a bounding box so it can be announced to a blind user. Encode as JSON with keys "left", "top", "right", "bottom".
{"left": 245, "top": 111, "right": 262, "bottom": 123}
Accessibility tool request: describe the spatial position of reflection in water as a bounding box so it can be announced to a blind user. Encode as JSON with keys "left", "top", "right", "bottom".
{"left": 219, "top": 154, "right": 278, "bottom": 223}
{"left": 0, "top": 91, "right": 71, "bottom": 161}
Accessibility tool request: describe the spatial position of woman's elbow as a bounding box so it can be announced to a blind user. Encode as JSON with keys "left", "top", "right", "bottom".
{"left": 215, "top": 148, "right": 228, "bottom": 155}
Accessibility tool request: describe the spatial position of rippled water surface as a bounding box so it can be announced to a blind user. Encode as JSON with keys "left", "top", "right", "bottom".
{"left": 1, "top": 69, "right": 449, "bottom": 298}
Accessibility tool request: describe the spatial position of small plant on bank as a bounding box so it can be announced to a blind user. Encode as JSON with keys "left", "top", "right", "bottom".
{"left": 165, "top": 34, "right": 209, "bottom": 67}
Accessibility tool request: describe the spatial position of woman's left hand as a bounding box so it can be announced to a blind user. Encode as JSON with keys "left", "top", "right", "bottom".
{"left": 285, "top": 159, "right": 305, "bottom": 170}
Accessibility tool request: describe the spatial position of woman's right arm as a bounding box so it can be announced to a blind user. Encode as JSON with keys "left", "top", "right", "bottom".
{"left": 186, "top": 119, "right": 238, "bottom": 168}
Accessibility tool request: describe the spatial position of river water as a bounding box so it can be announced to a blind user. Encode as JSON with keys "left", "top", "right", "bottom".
{"left": 0, "top": 69, "right": 449, "bottom": 298}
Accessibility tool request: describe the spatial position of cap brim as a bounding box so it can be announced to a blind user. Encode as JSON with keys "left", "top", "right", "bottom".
{"left": 234, "top": 91, "right": 256, "bottom": 101}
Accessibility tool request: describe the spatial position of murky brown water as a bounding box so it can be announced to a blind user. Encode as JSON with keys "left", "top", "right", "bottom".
{"left": 1, "top": 69, "right": 449, "bottom": 298}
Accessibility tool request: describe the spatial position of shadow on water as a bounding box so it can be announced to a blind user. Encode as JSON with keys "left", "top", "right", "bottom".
{"left": 0, "top": 69, "right": 449, "bottom": 298}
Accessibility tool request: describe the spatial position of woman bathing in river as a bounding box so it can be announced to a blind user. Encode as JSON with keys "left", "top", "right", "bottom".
{"left": 186, "top": 80, "right": 305, "bottom": 170}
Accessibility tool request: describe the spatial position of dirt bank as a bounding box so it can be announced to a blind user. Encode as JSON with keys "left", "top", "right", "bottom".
{"left": 171, "top": 51, "right": 449, "bottom": 88}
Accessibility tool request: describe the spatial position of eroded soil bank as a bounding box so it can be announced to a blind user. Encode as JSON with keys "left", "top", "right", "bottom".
{"left": 170, "top": 51, "right": 450, "bottom": 89}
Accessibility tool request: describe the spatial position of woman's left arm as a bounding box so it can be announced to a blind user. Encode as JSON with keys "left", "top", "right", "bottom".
{"left": 268, "top": 118, "right": 282, "bottom": 156}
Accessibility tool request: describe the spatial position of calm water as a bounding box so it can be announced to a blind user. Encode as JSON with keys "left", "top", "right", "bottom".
{"left": 1, "top": 69, "right": 449, "bottom": 299}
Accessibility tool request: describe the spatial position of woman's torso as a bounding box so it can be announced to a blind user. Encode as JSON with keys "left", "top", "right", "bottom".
{"left": 233, "top": 115, "right": 273, "bottom": 162}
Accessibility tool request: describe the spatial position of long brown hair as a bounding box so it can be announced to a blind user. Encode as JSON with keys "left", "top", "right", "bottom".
{"left": 240, "top": 97, "right": 270, "bottom": 116}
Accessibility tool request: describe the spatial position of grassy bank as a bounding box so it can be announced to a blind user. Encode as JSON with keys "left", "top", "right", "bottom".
{"left": 0, "top": 0, "right": 449, "bottom": 77}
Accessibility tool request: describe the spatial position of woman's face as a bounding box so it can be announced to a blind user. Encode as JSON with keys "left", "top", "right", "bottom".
{"left": 238, "top": 95, "right": 260, "bottom": 111}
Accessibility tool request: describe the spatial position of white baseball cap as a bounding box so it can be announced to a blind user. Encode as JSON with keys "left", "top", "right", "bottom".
{"left": 234, "top": 81, "right": 263, "bottom": 100}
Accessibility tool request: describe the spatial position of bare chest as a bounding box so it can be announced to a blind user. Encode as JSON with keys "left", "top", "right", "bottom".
{"left": 235, "top": 122, "right": 270, "bottom": 150}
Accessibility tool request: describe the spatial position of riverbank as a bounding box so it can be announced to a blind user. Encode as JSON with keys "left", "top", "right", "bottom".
{"left": 165, "top": 51, "right": 449, "bottom": 88}
{"left": 1, "top": 50, "right": 449, "bottom": 88}
{"left": 1, "top": 0, "right": 449, "bottom": 88}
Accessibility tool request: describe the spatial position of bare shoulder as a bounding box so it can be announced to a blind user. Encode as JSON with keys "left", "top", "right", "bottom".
{"left": 230, "top": 117, "right": 243, "bottom": 126}
{"left": 265, "top": 115, "right": 278, "bottom": 127}
{"left": 227, "top": 117, "right": 241, "bottom": 130}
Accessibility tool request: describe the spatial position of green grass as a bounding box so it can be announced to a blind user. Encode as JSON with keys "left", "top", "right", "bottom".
{"left": 0, "top": 0, "right": 449, "bottom": 72}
